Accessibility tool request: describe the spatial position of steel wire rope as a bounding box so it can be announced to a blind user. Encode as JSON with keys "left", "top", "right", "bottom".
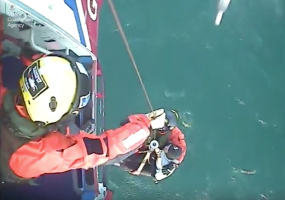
{"left": 107, "top": 0, "right": 154, "bottom": 113}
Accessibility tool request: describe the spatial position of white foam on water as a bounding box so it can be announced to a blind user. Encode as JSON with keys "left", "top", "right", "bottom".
{"left": 114, "top": 174, "right": 186, "bottom": 200}
{"left": 164, "top": 90, "right": 186, "bottom": 99}
{"left": 272, "top": 0, "right": 283, "bottom": 16}
{"left": 180, "top": 110, "right": 194, "bottom": 128}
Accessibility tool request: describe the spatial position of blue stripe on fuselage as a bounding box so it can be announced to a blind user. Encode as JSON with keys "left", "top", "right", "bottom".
{"left": 64, "top": 0, "right": 86, "bottom": 47}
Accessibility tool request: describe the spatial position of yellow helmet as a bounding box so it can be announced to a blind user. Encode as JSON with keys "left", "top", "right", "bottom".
{"left": 19, "top": 54, "right": 91, "bottom": 126}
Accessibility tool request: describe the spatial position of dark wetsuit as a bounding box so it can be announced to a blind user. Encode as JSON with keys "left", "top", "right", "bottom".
{"left": 117, "top": 117, "right": 187, "bottom": 180}
{"left": 119, "top": 152, "right": 157, "bottom": 177}
{"left": 118, "top": 129, "right": 171, "bottom": 178}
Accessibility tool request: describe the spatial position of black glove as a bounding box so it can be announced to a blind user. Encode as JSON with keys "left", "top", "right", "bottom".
{"left": 161, "top": 162, "right": 178, "bottom": 176}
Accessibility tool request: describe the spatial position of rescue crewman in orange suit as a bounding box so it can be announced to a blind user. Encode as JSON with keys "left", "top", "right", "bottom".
{"left": 0, "top": 54, "right": 169, "bottom": 184}
{"left": 115, "top": 110, "right": 187, "bottom": 182}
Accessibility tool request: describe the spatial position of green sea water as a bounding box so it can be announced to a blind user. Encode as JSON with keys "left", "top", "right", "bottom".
{"left": 98, "top": 0, "right": 285, "bottom": 200}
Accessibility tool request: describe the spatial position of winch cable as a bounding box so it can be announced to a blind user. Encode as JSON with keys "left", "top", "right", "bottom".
{"left": 107, "top": 1, "right": 160, "bottom": 180}
{"left": 107, "top": 0, "right": 154, "bottom": 113}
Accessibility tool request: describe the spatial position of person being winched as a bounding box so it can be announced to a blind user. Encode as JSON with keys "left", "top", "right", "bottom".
{"left": 114, "top": 110, "right": 187, "bottom": 183}
{"left": 0, "top": 53, "right": 175, "bottom": 184}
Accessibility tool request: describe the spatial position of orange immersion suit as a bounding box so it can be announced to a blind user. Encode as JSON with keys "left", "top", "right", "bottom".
{"left": 0, "top": 56, "right": 152, "bottom": 182}
{"left": 167, "top": 127, "right": 187, "bottom": 164}
{"left": 9, "top": 113, "right": 151, "bottom": 179}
